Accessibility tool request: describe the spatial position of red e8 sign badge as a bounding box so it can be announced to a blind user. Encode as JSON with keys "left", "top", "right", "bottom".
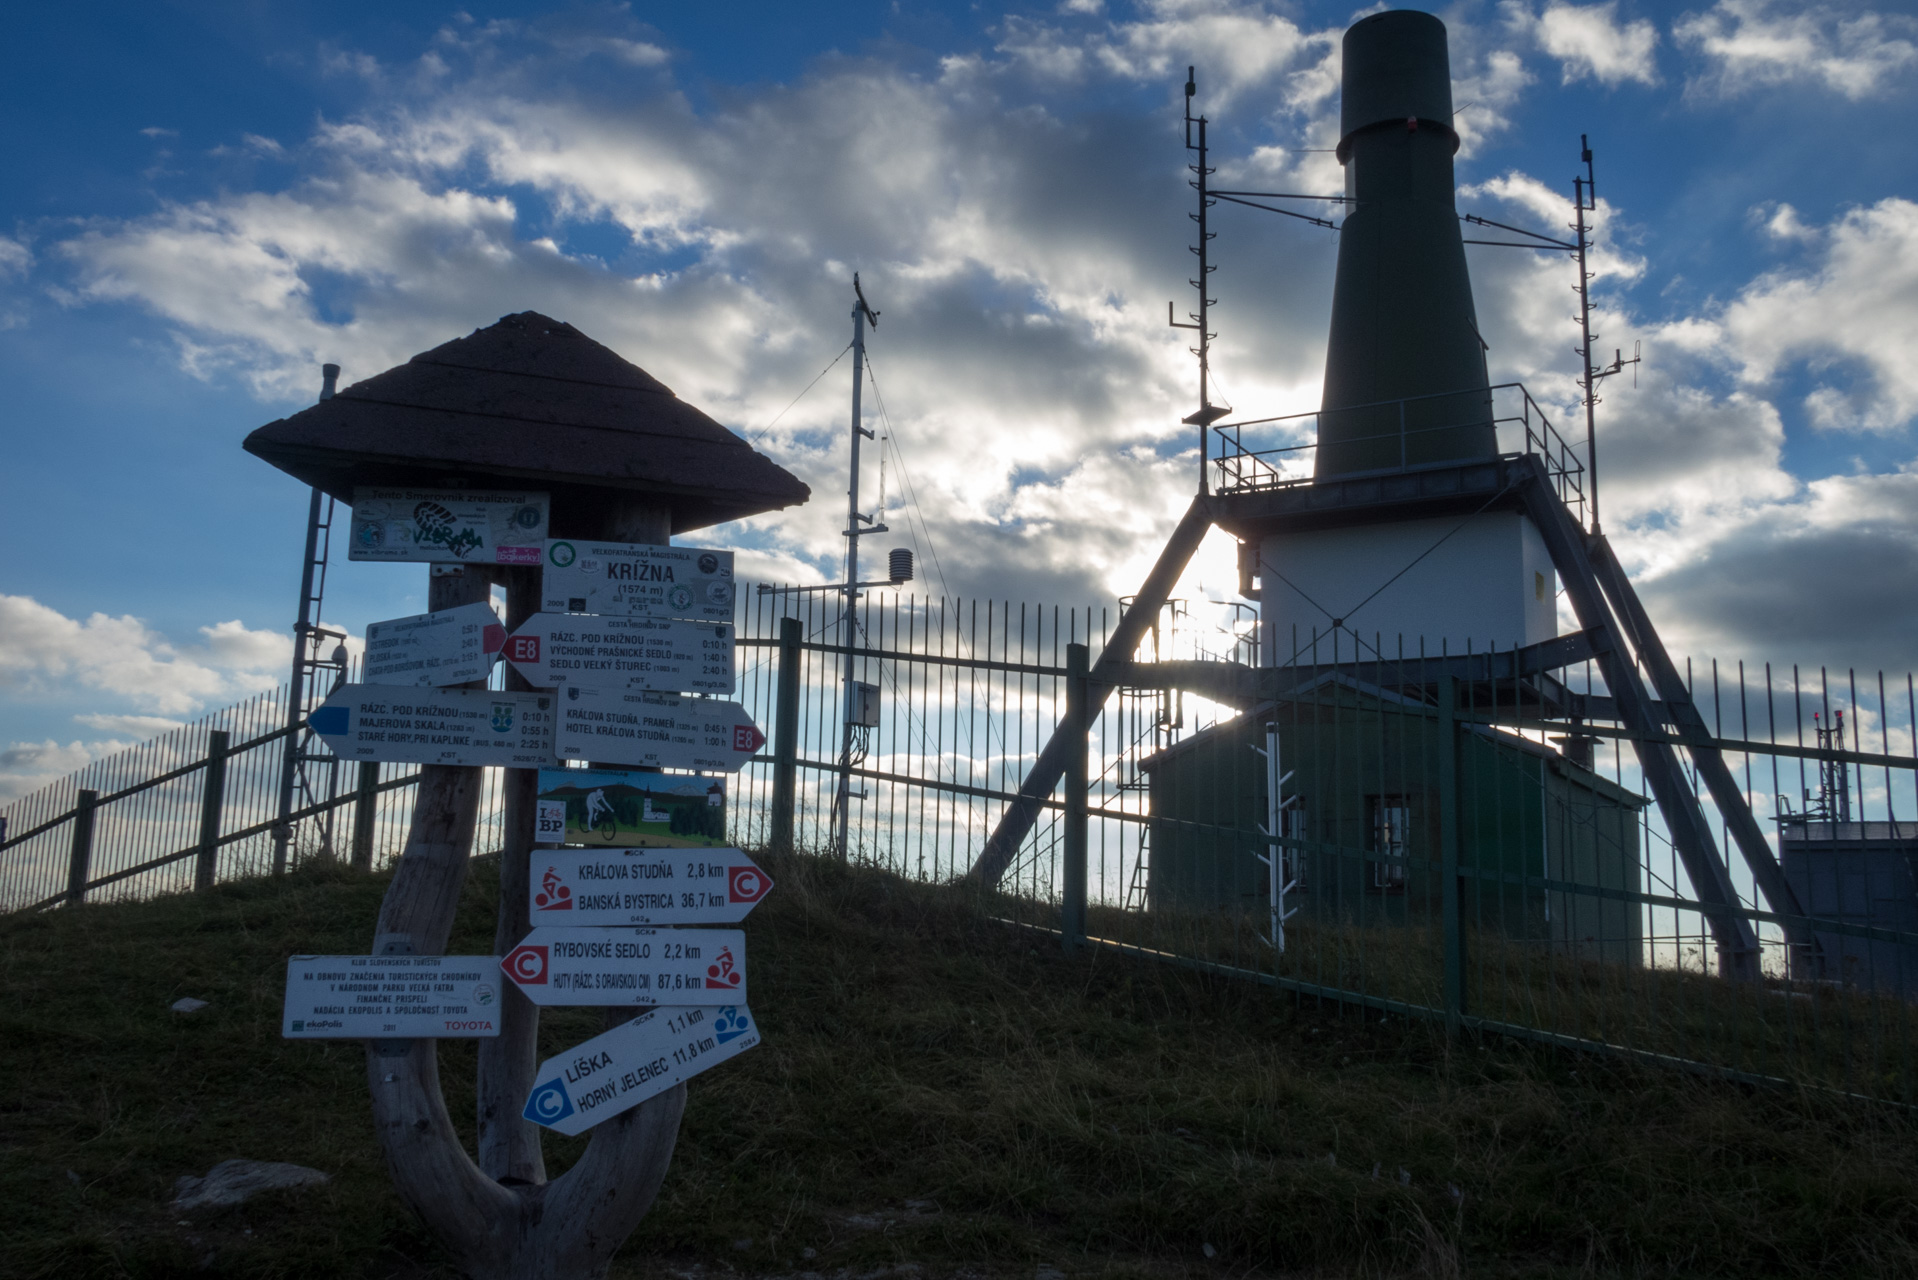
{"left": 506, "top": 636, "right": 540, "bottom": 663}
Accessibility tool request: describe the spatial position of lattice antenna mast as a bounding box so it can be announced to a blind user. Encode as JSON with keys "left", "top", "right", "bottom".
{"left": 831, "top": 274, "right": 885, "bottom": 858}
{"left": 1169, "top": 67, "right": 1229, "bottom": 494}
{"left": 1572, "top": 136, "right": 1639, "bottom": 535}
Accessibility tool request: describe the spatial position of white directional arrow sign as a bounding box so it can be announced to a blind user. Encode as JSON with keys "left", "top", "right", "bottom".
{"left": 540, "top": 540, "right": 735, "bottom": 621}
{"left": 503, "top": 613, "right": 735, "bottom": 695}
{"left": 500, "top": 926, "right": 747, "bottom": 1006}
{"left": 307, "top": 684, "right": 556, "bottom": 767}
{"left": 554, "top": 688, "right": 764, "bottom": 772}
{"left": 282, "top": 955, "right": 502, "bottom": 1038}
{"left": 530, "top": 848, "right": 773, "bottom": 927}
{"left": 522, "top": 1004, "right": 759, "bottom": 1136}
{"left": 363, "top": 601, "right": 506, "bottom": 687}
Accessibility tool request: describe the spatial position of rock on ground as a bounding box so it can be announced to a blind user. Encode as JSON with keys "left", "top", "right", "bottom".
{"left": 171, "top": 1159, "right": 329, "bottom": 1212}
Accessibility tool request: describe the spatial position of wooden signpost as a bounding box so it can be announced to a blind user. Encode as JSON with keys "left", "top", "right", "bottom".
{"left": 248, "top": 311, "right": 808, "bottom": 1280}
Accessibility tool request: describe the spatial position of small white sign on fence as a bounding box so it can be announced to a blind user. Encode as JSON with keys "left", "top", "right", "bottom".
{"left": 522, "top": 1004, "right": 759, "bottom": 1136}
{"left": 363, "top": 601, "right": 506, "bottom": 687}
{"left": 348, "top": 488, "right": 549, "bottom": 565}
{"left": 500, "top": 926, "right": 747, "bottom": 1006}
{"left": 554, "top": 688, "right": 764, "bottom": 772}
{"left": 540, "top": 540, "right": 735, "bottom": 621}
{"left": 282, "top": 955, "right": 502, "bottom": 1038}
{"left": 307, "top": 684, "right": 556, "bottom": 767}
{"left": 504, "top": 614, "right": 735, "bottom": 695}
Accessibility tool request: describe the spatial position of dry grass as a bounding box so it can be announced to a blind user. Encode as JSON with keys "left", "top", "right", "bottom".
{"left": 1, "top": 851, "right": 1916, "bottom": 1278}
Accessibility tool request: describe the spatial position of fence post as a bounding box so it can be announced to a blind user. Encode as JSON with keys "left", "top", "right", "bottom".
{"left": 1437, "top": 675, "right": 1464, "bottom": 1037}
{"left": 193, "top": 730, "right": 231, "bottom": 893}
{"left": 351, "top": 761, "right": 381, "bottom": 872}
{"left": 1062, "top": 642, "right": 1089, "bottom": 951}
{"left": 769, "top": 616, "right": 803, "bottom": 852}
{"left": 65, "top": 789, "right": 98, "bottom": 907}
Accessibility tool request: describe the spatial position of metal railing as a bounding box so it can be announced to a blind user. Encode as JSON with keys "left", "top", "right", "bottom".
{"left": 8, "top": 587, "right": 1918, "bottom": 1103}
{"left": 1210, "top": 383, "right": 1590, "bottom": 524}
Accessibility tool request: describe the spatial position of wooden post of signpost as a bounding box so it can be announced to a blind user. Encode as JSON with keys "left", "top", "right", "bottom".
{"left": 244, "top": 311, "right": 810, "bottom": 1280}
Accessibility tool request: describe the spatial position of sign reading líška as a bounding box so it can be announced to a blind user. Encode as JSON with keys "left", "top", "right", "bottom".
{"left": 522, "top": 1004, "right": 759, "bottom": 1137}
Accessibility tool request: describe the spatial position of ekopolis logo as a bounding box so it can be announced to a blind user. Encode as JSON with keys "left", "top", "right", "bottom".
{"left": 548, "top": 541, "right": 578, "bottom": 568}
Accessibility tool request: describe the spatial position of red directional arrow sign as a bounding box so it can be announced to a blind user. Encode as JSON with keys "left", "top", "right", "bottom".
{"left": 530, "top": 848, "right": 774, "bottom": 926}
{"left": 500, "top": 926, "right": 747, "bottom": 1006}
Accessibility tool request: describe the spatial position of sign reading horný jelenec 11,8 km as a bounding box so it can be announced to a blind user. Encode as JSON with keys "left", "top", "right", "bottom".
{"left": 503, "top": 614, "right": 735, "bottom": 695}
{"left": 540, "top": 540, "right": 735, "bottom": 621}
{"left": 529, "top": 847, "right": 773, "bottom": 926}
{"left": 522, "top": 1004, "right": 759, "bottom": 1137}
{"left": 499, "top": 926, "right": 748, "bottom": 1006}
{"left": 348, "top": 488, "right": 549, "bottom": 565}
{"left": 307, "top": 685, "right": 556, "bottom": 767}
{"left": 363, "top": 601, "right": 507, "bottom": 687}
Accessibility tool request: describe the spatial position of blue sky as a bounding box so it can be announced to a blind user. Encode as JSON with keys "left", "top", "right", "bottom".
{"left": 2, "top": 0, "right": 1915, "bottom": 797}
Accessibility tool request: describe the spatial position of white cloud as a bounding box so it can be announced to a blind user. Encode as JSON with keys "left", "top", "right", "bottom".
{"left": 1715, "top": 198, "right": 1918, "bottom": 431}
{"left": 1505, "top": 1, "right": 1660, "bottom": 86}
{"left": 0, "top": 594, "right": 288, "bottom": 716}
{"left": 0, "top": 739, "right": 134, "bottom": 804}
{"left": 1675, "top": 0, "right": 1918, "bottom": 100}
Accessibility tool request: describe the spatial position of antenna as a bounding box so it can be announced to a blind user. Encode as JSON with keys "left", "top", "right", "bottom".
{"left": 1571, "top": 136, "right": 1639, "bottom": 535}
{"left": 831, "top": 273, "right": 888, "bottom": 858}
{"left": 1169, "top": 67, "right": 1228, "bottom": 495}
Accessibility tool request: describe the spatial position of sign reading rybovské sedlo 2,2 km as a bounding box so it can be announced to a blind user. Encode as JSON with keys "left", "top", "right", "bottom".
{"left": 500, "top": 926, "right": 747, "bottom": 1007}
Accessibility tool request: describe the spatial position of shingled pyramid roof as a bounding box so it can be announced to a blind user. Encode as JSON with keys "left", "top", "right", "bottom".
{"left": 243, "top": 311, "right": 809, "bottom": 535}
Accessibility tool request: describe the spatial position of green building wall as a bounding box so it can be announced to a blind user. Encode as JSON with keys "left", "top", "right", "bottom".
{"left": 1142, "top": 687, "right": 1645, "bottom": 964}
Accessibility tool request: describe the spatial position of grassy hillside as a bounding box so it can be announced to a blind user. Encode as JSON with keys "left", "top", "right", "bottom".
{"left": 3, "top": 852, "right": 1916, "bottom": 1279}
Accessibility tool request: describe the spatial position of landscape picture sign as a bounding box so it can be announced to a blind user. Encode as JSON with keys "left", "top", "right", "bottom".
{"left": 521, "top": 1004, "right": 760, "bottom": 1137}
{"left": 363, "top": 601, "right": 506, "bottom": 687}
{"left": 504, "top": 614, "right": 735, "bottom": 695}
{"left": 282, "top": 955, "right": 502, "bottom": 1038}
{"left": 348, "top": 488, "right": 549, "bottom": 565}
{"left": 529, "top": 847, "right": 773, "bottom": 927}
{"left": 539, "top": 540, "right": 735, "bottom": 621}
{"left": 499, "top": 926, "right": 747, "bottom": 1006}
{"left": 307, "top": 684, "right": 556, "bottom": 767}
{"left": 554, "top": 689, "right": 764, "bottom": 772}
{"left": 534, "top": 768, "right": 728, "bottom": 848}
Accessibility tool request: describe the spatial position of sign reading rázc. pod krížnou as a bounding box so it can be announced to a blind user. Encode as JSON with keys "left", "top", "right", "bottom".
{"left": 554, "top": 689, "right": 764, "bottom": 772}
{"left": 530, "top": 847, "right": 772, "bottom": 926}
{"left": 522, "top": 1004, "right": 759, "bottom": 1136}
{"left": 282, "top": 954, "right": 502, "bottom": 1038}
{"left": 504, "top": 614, "right": 735, "bottom": 695}
{"left": 348, "top": 488, "right": 549, "bottom": 565}
{"left": 540, "top": 540, "right": 734, "bottom": 621}
{"left": 363, "top": 601, "right": 507, "bottom": 687}
{"left": 307, "top": 684, "right": 556, "bottom": 767}
{"left": 500, "top": 926, "right": 747, "bottom": 1006}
